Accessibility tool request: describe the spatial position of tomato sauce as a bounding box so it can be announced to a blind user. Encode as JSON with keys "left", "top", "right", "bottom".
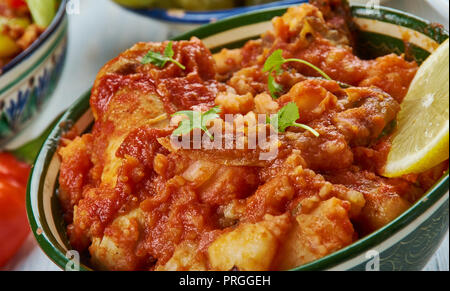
{"left": 56, "top": 2, "right": 448, "bottom": 271}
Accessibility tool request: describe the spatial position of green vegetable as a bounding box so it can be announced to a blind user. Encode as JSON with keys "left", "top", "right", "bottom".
{"left": 172, "top": 107, "right": 222, "bottom": 140}
{"left": 268, "top": 102, "right": 320, "bottom": 136}
{"left": 26, "top": 0, "right": 57, "bottom": 27}
{"left": 141, "top": 41, "right": 186, "bottom": 70}
{"left": 263, "top": 49, "right": 333, "bottom": 99}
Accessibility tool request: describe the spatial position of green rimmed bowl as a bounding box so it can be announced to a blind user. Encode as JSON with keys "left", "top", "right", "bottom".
{"left": 27, "top": 5, "right": 449, "bottom": 271}
{"left": 0, "top": 0, "right": 68, "bottom": 145}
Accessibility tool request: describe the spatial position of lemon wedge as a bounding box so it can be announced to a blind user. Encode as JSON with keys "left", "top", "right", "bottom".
{"left": 383, "top": 39, "right": 449, "bottom": 178}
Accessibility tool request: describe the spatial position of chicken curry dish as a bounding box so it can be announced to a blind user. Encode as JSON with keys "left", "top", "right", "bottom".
{"left": 57, "top": 0, "right": 449, "bottom": 271}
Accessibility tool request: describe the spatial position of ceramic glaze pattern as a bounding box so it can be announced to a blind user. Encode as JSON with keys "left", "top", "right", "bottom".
{"left": 380, "top": 200, "right": 450, "bottom": 271}
{"left": 0, "top": 34, "right": 68, "bottom": 144}
{"left": 347, "top": 198, "right": 450, "bottom": 271}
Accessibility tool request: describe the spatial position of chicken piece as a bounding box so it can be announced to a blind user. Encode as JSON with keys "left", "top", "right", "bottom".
{"left": 309, "top": 0, "right": 355, "bottom": 46}
{"left": 196, "top": 165, "right": 259, "bottom": 205}
{"left": 284, "top": 126, "right": 354, "bottom": 172}
{"left": 279, "top": 79, "right": 342, "bottom": 123}
{"left": 155, "top": 241, "right": 207, "bottom": 271}
{"left": 325, "top": 169, "right": 416, "bottom": 234}
{"left": 228, "top": 66, "right": 267, "bottom": 96}
{"left": 273, "top": 197, "right": 354, "bottom": 270}
{"left": 254, "top": 92, "right": 280, "bottom": 114}
{"left": 333, "top": 87, "right": 400, "bottom": 146}
{"left": 266, "top": 4, "right": 417, "bottom": 100}
{"left": 213, "top": 48, "right": 243, "bottom": 77}
{"left": 208, "top": 214, "right": 290, "bottom": 271}
{"left": 215, "top": 91, "right": 255, "bottom": 115}
{"left": 359, "top": 54, "right": 418, "bottom": 103}
{"left": 58, "top": 134, "right": 93, "bottom": 221}
{"left": 181, "top": 159, "right": 259, "bottom": 205}
{"left": 247, "top": 151, "right": 365, "bottom": 221}
{"left": 358, "top": 192, "right": 411, "bottom": 234}
{"left": 90, "top": 209, "right": 146, "bottom": 271}
{"left": 288, "top": 165, "right": 365, "bottom": 218}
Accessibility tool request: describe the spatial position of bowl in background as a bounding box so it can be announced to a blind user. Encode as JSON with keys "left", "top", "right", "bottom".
{"left": 0, "top": 0, "right": 68, "bottom": 145}
{"left": 27, "top": 4, "right": 449, "bottom": 271}
{"left": 112, "top": 0, "right": 308, "bottom": 33}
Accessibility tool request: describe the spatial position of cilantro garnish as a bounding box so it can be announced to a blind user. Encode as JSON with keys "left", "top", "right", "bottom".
{"left": 263, "top": 49, "right": 333, "bottom": 99}
{"left": 141, "top": 41, "right": 186, "bottom": 70}
{"left": 172, "top": 107, "right": 222, "bottom": 140}
{"left": 268, "top": 102, "right": 320, "bottom": 137}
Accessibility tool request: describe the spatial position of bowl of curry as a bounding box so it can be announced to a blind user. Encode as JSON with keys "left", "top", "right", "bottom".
{"left": 0, "top": 0, "right": 68, "bottom": 144}
{"left": 27, "top": 1, "right": 449, "bottom": 271}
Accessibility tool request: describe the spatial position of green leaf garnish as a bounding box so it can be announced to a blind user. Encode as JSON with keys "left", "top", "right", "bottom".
{"left": 141, "top": 41, "right": 186, "bottom": 70}
{"left": 172, "top": 107, "right": 221, "bottom": 140}
{"left": 263, "top": 49, "right": 333, "bottom": 99}
{"left": 269, "top": 102, "right": 320, "bottom": 137}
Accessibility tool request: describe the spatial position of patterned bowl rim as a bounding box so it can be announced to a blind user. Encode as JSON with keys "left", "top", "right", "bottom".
{"left": 115, "top": 0, "right": 307, "bottom": 24}
{"left": 0, "top": 0, "right": 68, "bottom": 77}
{"left": 27, "top": 5, "right": 450, "bottom": 271}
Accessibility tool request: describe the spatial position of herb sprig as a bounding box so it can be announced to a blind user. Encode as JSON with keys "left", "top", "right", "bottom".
{"left": 263, "top": 49, "right": 333, "bottom": 99}
{"left": 268, "top": 102, "right": 320, "bottom": 137}
{"left": 141, "top": 41, "right": 186, "bottom": 70}
{"left": 172, "top": 107, "right": 221, "bottom": 140}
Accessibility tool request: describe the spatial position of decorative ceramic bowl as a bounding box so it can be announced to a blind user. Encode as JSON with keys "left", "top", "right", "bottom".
{"left": 113, "top": 0, "right": 306, "bottom": 25}
{"left": 0, "top": 0, "right": 68, "bottom": 145}
{"left": 27, "top": 5, "right": 449, "bottom": 271}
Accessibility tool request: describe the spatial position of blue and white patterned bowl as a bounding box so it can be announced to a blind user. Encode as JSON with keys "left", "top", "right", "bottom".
{"left": 113, "top": 0, "right": 307, "bottom": 25}
{"left": 0, "top": 0, "right": 68, "bottom": 145}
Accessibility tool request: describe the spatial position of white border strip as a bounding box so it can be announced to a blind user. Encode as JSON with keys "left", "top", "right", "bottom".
{"left": 354, "top": 17, "right": 440, "bottom": 52}
{"left": 202, "top": 17, "right": 441, "bottom": 52}
{"left": 203, "top": 21, "right": 273, "bottom": 49}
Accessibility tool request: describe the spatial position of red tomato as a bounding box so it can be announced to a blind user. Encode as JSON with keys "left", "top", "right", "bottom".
{"left": 6, "top": 0, "right": 27, "bottom": 9}
{"left": 0, "top": 153, "right": 30, "bottom": 268}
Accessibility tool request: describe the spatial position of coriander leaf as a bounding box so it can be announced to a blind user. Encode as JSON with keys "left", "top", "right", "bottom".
{"left": 270, "top": 102, "right": 320, "bottom": 137}
{"left": 276, "top": 102, "right": 300, "bottom": 132}
{"left": 201, "top": 107, "right": 221, "bottom": 129}
{"left": 164, "top": 41, "right": 174, "bottom": 58}
{"left": 286, "top": 58, "right": 332, "bottom": 81}
{"left": 141, "top": 41, "right": 186, "bottom": 70}
{"left": 263, "top": 49, "right": 285, "bottom": 73}
{"left": 172, "top": 107, "right": 221, "bottom": 140}
{"left": 263, "top": 49, "right": 335, "bottom": 99}
{"left": 141, "top": 51, "right": 168, "bottom": 67}
{"left": 268, "top": 73, "right": 284, "bottom": 99}
{"left": 172, "top": 118, "right": 193, "bottom": 137}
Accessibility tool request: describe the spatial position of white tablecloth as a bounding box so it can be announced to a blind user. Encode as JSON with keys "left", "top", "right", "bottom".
{"left": 4, "top": 0, "right": 449, "bottom": 271}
